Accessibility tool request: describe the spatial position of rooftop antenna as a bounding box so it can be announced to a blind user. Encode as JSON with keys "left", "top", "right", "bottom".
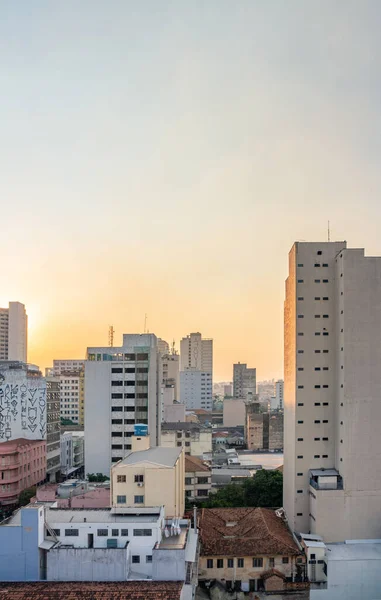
{"left": 108, "top": 325, "right": 114, "bottom": 347}
{"left": 328, "top": 220, "right": 331, "bottom": 242}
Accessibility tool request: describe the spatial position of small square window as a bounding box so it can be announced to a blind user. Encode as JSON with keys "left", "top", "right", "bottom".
{"left": 314, "top": 279, "right": 321, "bottom": 283}
{"left": 282, "top": 557, "right": 289, "bottom": 564}
{"left": 317, "top": 250, "right": 322, "bottom": 255}
{"left": 298, "top": 385, "right": 304, "bottom": 389}
{"left": 297, "top": 490, "right": 303, "bottom": 494}
{"left": 298, "top": 279, "right": 304, "bottom": 283}
{"left": 297, "top": 263, "right": 304, "bottom": 267}
{"left": 146, "top": 555, "right": 152, "bottom": 563}
{"left": 227, "top": 558, "right": 234, "bottom": 568}
{"left": 314, "top": 455, "right": 320, "bottom": 458}
{"left": 297, "top": 472, "right": 303, "bottom": 476}
{"left": 132, "top": 556, "right": 140, "bottom": 564}
{"left": 134, "top": 495, "right": 144, "bottom": 504}
{"left": 217, "top": 559, "right": 224, "bottom": 568}
{"left": 237, "top": 558, "right": 244, "bottom": 568}
{"left": 207, "top": 558, "right": 214, "bottom": 568}
{"left": 252, "top": 558, "right": 262, "bottom": 567}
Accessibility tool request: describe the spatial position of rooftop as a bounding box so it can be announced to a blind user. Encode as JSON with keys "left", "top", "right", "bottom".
{"left": 117, "top": 447, "right": 182, "bottom": 468}
{"left": 161, "top": 422, "right": 210, "bottom": 431}
{"left": 0, "top": 582, "right": 183, "bottom": 600}
{"left": 0, "top": 438, "right": 44, "bottom": 452}
{"left": 199, "top": 508, "right": 302, "bottom": 557}
{"left": 4, "top": 506, "right": 163, "bottom": 526}
{"left": 185, "top": 455, "right": 210, "bottom": 473}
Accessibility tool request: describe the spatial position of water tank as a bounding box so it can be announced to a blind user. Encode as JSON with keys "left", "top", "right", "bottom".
{"left": 134, "top": 423, "right": 148, "bottom": 436}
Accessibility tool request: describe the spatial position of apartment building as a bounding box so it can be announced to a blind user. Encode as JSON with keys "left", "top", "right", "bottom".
{"left": 284, "top": 241, "right": 381, "bottom": 542}
{"left": 180, "top": 370, "right": 213, "bottom": 411}
{"left": 185, "top": 455, "right": 211, "bottom": 502}
{"left": 233, "top": 363, "right": 256, "bottom": 401}
{"left": 275, "top": 379, "right": 284, "bottom": 410}
{"left": 46, "top": 377, "right": 61, "bottom": 482}
{"left": 0, "top": 438, "right": 46, "bottom": 506}
{"left": 60, "top": 431, "right": 84, "bottom": 478}
{"left": 53, "top": 360, "right": 85, "bottom": 375}
{"left": 0, "top": 302, "right": 27, "bottom": 362}
{"left": 180, "top": 332, "right": 213, "bottom": 372}
{"left": 246, "top": 404, "right": 283, "bottom": 451}
{"left": 161, "top": 352, "right": 180, "bottom": 401}
{"left": 59, "top": 371, "right": 83, "bottom": 425}
{"left": 85, "top": 334, "right": 162, "bottom": 476}
{"left": 160, "top": 422, "right": 212, "bottom": 457}
{"left": 111, "top": 438, "right": 184, "bottom": 518}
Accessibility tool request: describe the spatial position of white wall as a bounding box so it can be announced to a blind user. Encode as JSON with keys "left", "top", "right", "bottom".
{"left": 180, "top": 371, "right": 212, "bottom": 410}
{"left": 85, "top": 361, "right": 112, "bottom": 476}
{"left": 8, "top": 302, "right": 27, "bottom": 363}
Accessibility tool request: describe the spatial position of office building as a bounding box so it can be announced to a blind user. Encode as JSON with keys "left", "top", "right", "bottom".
{"left": 0, "top": 361, "right": 46, "bottom": 442}
{"left": 60, "top": 431, "right": 84, "bottom": 478}
{"left": 284, "top": 241, "right": 381, "bottom": 542}
{"left": 180, "top": 370, "right": 212, "bottom": 411}
{"left": 58, "top": 371, "right": 84, "bottom": 425}
{"left": 233, "top": 363, "right": 256, "bottom": 401}
{"left": 0, "top": 302, "right": 27, "bottom": 362}
{"left": 180, "top": 332, "right": 213, "bottom": 372}
{"left": 46, "top": 377, "right": 61, "bottom": 482}
{"left": 53, "top": 360, "right": 85, "bottom": 375}
{"left": 0, "top": 438, "right": 46, "bottom": 507}
{"left": 84, "top": 334, "right": 162, "bottom": 476}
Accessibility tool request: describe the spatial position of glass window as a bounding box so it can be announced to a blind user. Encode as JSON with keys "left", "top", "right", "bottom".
{"left": 121, "top": 529, "right": 128, "bottom": 536}
{"left": 117, "top": 475, "right": 126, "bottom": 483}
{"left": 207, "top": 559, "right": 213, "bottom": 569}
{"left": 97, "top": 529, "right": 108, "bottom": 536}
{"left": 217, "top": 559, "right": 223, "bottom": 568}
{"left": 237, "top": 558, "right": 244, "bottom": 568}
{"left": 132, "top": 556, "right": 140, "bottom": 564}
{"left": 227, "top": 558, "right": 234, "bottom": 568}
{"left": 134, "top": 495, "right": 144, "bottom": 504}
{"left": 65, "top": 529, "right": 79, "bottom": 536}
{"left": 117, "top": 495, "right": 126, "bottom": 504}
{"left": 112, "top": 529, "right": 119, "bottom": 536}
{"left": 146, "top": 555, "right": 152, "bottom": 563}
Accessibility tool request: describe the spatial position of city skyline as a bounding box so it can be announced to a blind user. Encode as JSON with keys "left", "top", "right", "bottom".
{"left": 2, "top": 2, "right": 381, "bottom": 380}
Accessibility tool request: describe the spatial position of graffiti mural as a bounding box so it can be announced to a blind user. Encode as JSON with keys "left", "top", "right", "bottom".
{"left": 0, "top": 371, "right": 46, "bottom": 441}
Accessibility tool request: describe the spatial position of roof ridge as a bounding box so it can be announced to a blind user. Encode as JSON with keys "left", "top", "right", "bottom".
{"left": 260, "top": 509, "right": 299, "bottom": 552}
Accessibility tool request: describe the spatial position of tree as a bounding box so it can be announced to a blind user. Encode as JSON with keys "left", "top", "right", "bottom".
{"left": 87, "top": 473, "right": 110, "bottom": 482}
{"left": 19, "top": 486, "right": 37, "bottom": 507}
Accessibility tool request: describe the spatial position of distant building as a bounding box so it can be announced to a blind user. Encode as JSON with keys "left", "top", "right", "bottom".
{"left": 223, "top": 384, "right": 233, "bottom": 397}
{"left": 246, "top": 404, "right": 283, "bottom": 451}
{"left": 185, "top": 455, "right": 211, "bottom": 502}
{"left": 53, "top": 360, "right": 85, "bottom": 375}
{"left": 233, "top": 363, "right": 256, "bottom": 401}
{"left": 85, "top": 334, "right": 162, "bottom": 476}
{"left": 223, "top": 398, "right": 246, "bottom": 428}
{"left": 0, "top": 302, "right": 27, "bottom": 362}
{"left": 163, "top": 402, "right": 186, "bottom": 423}
{"left": 180, "top": 332, "right": 213, "bottom": 372}
{"left": 180, "top": 369, "right": 212, "bottom": 411}
{"left": 160, "top": 422, "right": 212, "bottom": 457}
{"left": 58, "top": 371, "right": 84, "bottom": 425}
{"left": 0, "top": 361, "right": 46, "bottom": 442}
{"left": 198, "top": 507, "right": 306, "bottom": 594}
{"left": 275, "top": 379, "right": 284, "bottom": 410}
{"left": 157, "top": 338, "right": 170, "bottom": 355}
{"left": 60, "top": 431, "right": 84, "bottom": 478}
{"left": 161, "top": 352, "right": 180, "bottom": 401}
{"left": 0, "top": 438, "right": 46, "bottom": 507}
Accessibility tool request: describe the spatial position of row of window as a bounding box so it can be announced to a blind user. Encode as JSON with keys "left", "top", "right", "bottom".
{"left": 298, "top": 385, "right": 329, "bottom": 389}
{"left": 298, "top": 297, "right": 329, "bottom": 301}
{"left": 112, "top": 367, "right": 148, "bottom": 374}
{"left": 111, "top": 406, "right": 136, "bottom": 412}
{"left": 297, "top": 279, "right": 329, "bottom": 283}
{"left": 111, "top": 419, "right": 136, "bottom": 425}
{"left": 116, "top": 495, "right": 144, "bottom": 504}
{"left": 298, "top": 350, "right": 329, "bottom": 354}
{"left": 116, "top": 475, "right": 143, "bottom": 483}
{"left": 298, "top": 314, "right": 329, "bottom": 318}
{"left": 185, "top": 477, "right": 209, "bottom": 485}
{"left": 297, "top": 262, "right": 328, "bottom": 267}
{"left": 297, "top": 437, "right": 329, "bottom": 441}
{"left": 52, "top": 527, "right": 151, "bottom": 537}
{"left": 111, "top": 444, "right": 131, "bottom": 450}
{"left": 298, "top": 367, "right": 329, "bottom": 371}
{"left": 297, "top": 454, "right": 328, "bottom": 459}
{"left": 111, "top": 381, "right": 148, "bottom": 387}
{"left": 111, "top": 394, "right": 148, "bottom": 399}
{"left": 206, "top": 557, "right": 289, "bottom": 569}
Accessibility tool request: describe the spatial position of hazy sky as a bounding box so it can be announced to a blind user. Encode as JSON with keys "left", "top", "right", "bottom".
{"left": 2, "top": 1, "right": 381, "bottom": 381}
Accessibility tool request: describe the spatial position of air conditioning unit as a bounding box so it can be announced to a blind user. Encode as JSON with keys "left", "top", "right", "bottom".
{"left": 137, "top": 482, "right": 144, "bottom": 487}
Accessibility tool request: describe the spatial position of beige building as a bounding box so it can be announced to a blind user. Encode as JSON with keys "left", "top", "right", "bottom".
{"left": 233, "top": 363, "right": 256, "bottom": 401}
{"left": 111, "top": 436, "right": 185, "bottom": 518}
{"left": 185, "top": 455, "right": 211, "bottom": 502}
{"left": 0, "top": 302, "right": 27, "bottom": 362}
{"left": 284, "top": 241, "right": 381, "bottom": 542}
{"left": 223, "top": 398, "right": 246, "bottom": 427}
{"left": 246, "top": 405, "right": 283, "bottom": 451}
{"left": 198, "top": 507, "right": 306, "bottom": 594}
{"left": 160, "top": 422, "right": 212, "bottom": 457}
{"left": 180, "top": 332, "right": 213, "bottom": 372}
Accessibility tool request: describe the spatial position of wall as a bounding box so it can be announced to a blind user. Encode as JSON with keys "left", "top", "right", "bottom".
{"left": 47, "top": 548, "right": 129, "bottom": 581}
{"left": 152, "top": 548, "right": 186, "bottom": 581}
{"left": 269, "top": 413, "right": 283, "bottom": 450}
{"left": 0, "top": 506, "right": 42, "bottom": 581}
{"left": 85, "top": 361, "right": 112, "bottom": 476}
{"left": 180, "top": 370, "right": 212, "bottom": 411}
{"left": 223, "top": 399, "right": 246, "bottom": 428}
{"left": 164, "top": 403, "right": 186, "bottom": 423}
{"left": 199, "top": 554, "right": 295, "bottom": 583}
{"left": 160, "top": 429, "right": 212, "bottom": 457}
{"left": 8, "top": 303, "right": 27, "bottom": 363}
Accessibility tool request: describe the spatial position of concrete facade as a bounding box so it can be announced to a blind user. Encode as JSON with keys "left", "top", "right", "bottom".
{"left": 59, "top": 371, "right": 83, "bottom": 425}
{"left": 161, "top": 423, "right": 212, "bottom": 457}
{"left": 275, "top": 380, "right": 284, "bottom": 410}
{"left": 284, "top": 241, "right": 381, "bottom": 542}
{"left": 180, "top": 333, "right": 213, "bottom": 373}
{"left": 85, "top": 334, "right": 161, "bottom": 476}
{"left": 53, "top": 360, "right": 85, "bottom": 375}
{"left": 0, "top": 302, "right": 27, "bottom": 363}
{"left": 180, "top": 370, "right": 212, "bottom": 411}
{"left": 47, "top": 547, "right": 129, "bottom": 581}
{"left": 0, "top": 438, "right": 46, "bottom": 506}
{"left": 0, "top": 362, "right": 46, "bottom": 442}
{"left": 233, "top": 363, "right": 256, "bottom": 401}
{"left": 223, "top": 398, "right": 246, "bottom": 428}
{"left": 46, "top": 377, "right": 61, "bottom": 482}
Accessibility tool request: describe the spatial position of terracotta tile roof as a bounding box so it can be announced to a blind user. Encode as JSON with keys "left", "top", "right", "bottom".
{"left": 0, "top": 582, "right": 183, "bottom": 599}
{"left": 185, "top": 455, "right": 210, "bottom": 473}
{"left": 199, "top": 508, "right": 301, "bottom": 557}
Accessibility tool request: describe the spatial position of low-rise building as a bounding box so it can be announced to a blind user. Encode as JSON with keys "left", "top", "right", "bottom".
{"left": 161, "top": 422, "right": 212, "bottom": 457}
{"left": 185, "top": 456, "right": 211, "bottom": 502}
{"left": 198, "top": 507, "right": 306, "bottom": 594}
{"left": 0, "top": 438, "right": 46, "bottom": 507}
{"left": 111, "top": 438, "right": 184, "bottom": 518}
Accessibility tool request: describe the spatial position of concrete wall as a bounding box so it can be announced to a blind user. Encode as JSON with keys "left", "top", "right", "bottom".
{"left": 47, "top": 548, "right": 129, "bottom": 581}
{"left": 85, "top": 361, "right": 111, "bottom": 476}
{"left": 269, "top": 413, "right": 283, "bottom": 450}
{"left": 180, "top": 370, "right": 212, "bottom": 411}
{"left": 0, "top": 506, "right": 43, "bottom": 581}
{"left": 223, "top": 399, "right": 246, "bottom": 428}
{"left": 164, "top": 403, "right": 186, "bottom": 423}
{"left": 152, "top": 548, "right": 186, "bottom": 581}
{"left": 160, "top": 429, "right": 212, "bottom": 457}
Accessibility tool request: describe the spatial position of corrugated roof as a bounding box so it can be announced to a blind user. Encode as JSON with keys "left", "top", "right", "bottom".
{"left": 118, "top": 447, "right": 182, "bottom": 468}
{"left": 0, "top": 582, "right": 183, "bottom": 599}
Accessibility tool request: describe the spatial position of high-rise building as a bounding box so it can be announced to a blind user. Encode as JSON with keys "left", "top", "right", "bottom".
{"left": 46, "top": 376, "right": 61, "bottom": 482}
{"left": 180, "top": 332, "right": 213, "bottom": 372}
{"left": 275, "top": 379, "right": 284, "bottom": 410}
{"left": 180, "top": 370, "right": 213, "bottom": 411}
{"left": 284, "top": 241, "right": 381, "bottom": 542}
{"left": 0, "top": 302, "right": 27, "bottom": 362}
{"left": 84, "top": 334, "right": 162, "bottom": 476}
{"left": 58, "top": 371, "right": 84, "bottom": 425}
{"left": 161, "top": 352, "right": 180, "bottom": 401}
{"left": 233, "top": 363, "right": 256, "bottom": 400}
{"left": 53, "top": 360, "right": 85, "bottom": 375}
{"left": 157, "top": 338, "right": 170, "bottom": 355}
{"left": 0, "top": 361, "right": 46, "bottom": 442}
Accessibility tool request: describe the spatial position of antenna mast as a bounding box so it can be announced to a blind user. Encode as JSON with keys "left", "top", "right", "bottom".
{"left": 108, "top": 325, "right": 115, "bottom": 347}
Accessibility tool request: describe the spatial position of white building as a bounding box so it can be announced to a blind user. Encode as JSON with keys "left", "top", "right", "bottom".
{"left": 0, "top": 361, "right": 46, "bottom": 442}
{"left": 233, "top": 363, "right": 256, "bottom": 400}
{"left": 46, "top": 376, "right": 61, "bottom": 482}
{"left": 0, "top": 302, "right": 27, "bottom": 362}
{"left": 180, "top": 369, "right": 212, "bottom": 411}
{"left": 53, "top": 360, "right": 85, "bottom": 375}
{"left": 60, "top": 431, "right": 84, "bottom": 477}
{"left": 284, "top": 241, "right": 381, "bottom": 542}
{"left": 161, "top": 422, "right": 212, "bottom": 457}
{"left": 59, "top": 371, "right": 82, "bottom": 425}
{"left": 180, "top": 332, "right": 213, "bottom": 373}
{"left": 84, "top": 334, "right": 162, "bottom": 476}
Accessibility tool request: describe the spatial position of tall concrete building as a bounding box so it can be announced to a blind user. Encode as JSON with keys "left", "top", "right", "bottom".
{"left": 180, "top": 332, "right": 213, "bottom": 372}
{"left": 180, "top": 369, "right": 213, "bottom": 411}
{"left": 275, "top": 379, "right": 284, "bottom": 410}
{"left": 284, "top": 241, "right": 381, "bottom": 542}
{"left": 84, "top": 334, "right": 162, "bottom": 476}
{"left": 0, "top": 302, "right": 27, "bottom": 362}
{"left": 46, "top": 376, "right": 61, "bottom": 482}
{"left": 233, "top": 363, "right": 256, "bottom": 400}
{"left": 53, "top": 359, "right": 85, "bottom": 375}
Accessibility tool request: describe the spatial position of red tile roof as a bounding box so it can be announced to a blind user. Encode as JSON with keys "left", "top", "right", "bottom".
{"left": 0, "top": 582, "right": 183, "bottom": 600}
{"left": 199, "top": 508, "right": 301, "bottom": 557}
{"left": 185, "top": 455, "right": 210, "bottom": 473}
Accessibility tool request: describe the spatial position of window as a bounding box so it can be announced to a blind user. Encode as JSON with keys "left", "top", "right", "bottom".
{"left": 111, "top": 381, "right": 123, "bottom": 387}
{"left": 314, "top": 263, "right": 320, "bottom": 267}
{"left": 121, "top": 529, "right": 128, "bottom": 536}
{"left": 297, "top": 279, "right": 304, "bottom": 283}
{"left": 323, "top": 279, "right": 328, "bottom": 283}
{"left": 322, "top": 437, "right": 328, "bottom": 441}
{"left": 323, "top": 349, "right": 329, "bottom": 353}
{"left": 97, "top": 529, "right": 108, "bottom": 536}
{"left": 297, "top": 472, "right": 303, "bottom": 476}
{"left": 298, "top": 350, "right": 304, "bottom": 354}
{"left": 185, "top": 477, "right": 192, "bottom": 485}
{"left": 134, "top": 475, "right": 144, "bottom": 483}
{"left": 112, "top": 432, "right": 123, "bottom": 437}
{"left": 111, "top": 394, "right": 123, "bottom": 399}
{"left": 315, "top": 332, "right": 320, "bottom": 336}
{"left": 112, "top": 406, "right": 122, "bottom": 413}
{"left": 314, "top": 437, "right": 320, "bottom": 441}
{"left": 298, "top": 315, "right": 304, "bottom": 319}
{"left": 117, "top": 495, "right": 126, "bottom": 504}
{"left": 297, "top": 420, "right": 304, "bottom": 424}
{"left": 65, "top": 529, "right": 79, "bottom": 536}
{"left": 297, "top": 297, "right": 304, "bottom": 301}
{"left": 314, "top": 297, "right": 320, "bottom": 300}
{"left": 117, "top": 475, "right": 126, "bottom": 483}
{"left": 298, "top": 367, "right": 304, "bottom": 371}
{"left": 112, "top": 529, "right": 119, "bottom": 536}
{"left": 323, "top": 402, "right": 329, "bottom": 406}
{"left": 237, "top": 558, "right": 244, "bottom": 568}
{"left": 314, "top": 402, "right": 321, "bottom": 406}
{"left": 314, "top": 279, "right": 320, "bottom": 283}
{"left": 297, "top": 513, "right": 303, "bottom": 516}
{"left": 112, "top": 419, "right": 123, "bottom": 424}
{"left": 217, "top": 559, "right": 224, "bottom": 568}
{"left": 227, "top": 558, "right": 234, "bottom": 568}
{"left": 317, "top": 250, "right": 322, "bottom": 255}
{"left": 297, "top": 455, "right": 303, "bottom": 459}
{"left": 297, "top": 490, "right": 303, "bottom": 494}
{"left": 134, "top": 496, "right": 144, "bottom": 504}
{"left": 132, "top": 556, "right": 140, "bottom": 564}
{"left": 323, "top": 419, "right": 328, "bottom": 423}
{"left": 323, "top": 297, "right": 329, "bottom": 300}
{"left": 282, "top": 557, "right": 289, "bottom": 564}
{"left": 269, "top": 557, "right": 275, "bottom": 567}
{"left": 185, "top": 442, "right": 190, "bottom": 447}
{"left": 197, "top": 489, "right": 208, "bottom": 496}
{"left": 125, "top": 419, "right": 135, "bottom": 425}
{"left": 207, "top": 559, "right": 213, "bottom": 569}
{"left": 298, "top": 333, "right": 304, "bottom": 337}
{"left": 323, "top": 367, "right": 329, "bottom": 371}
{"left": 198, "top": 477, "right": 209, "bottom": 484}
{"left": 298, "top": 385, "right": 304, "bottom": 389}
{"left": 253, "top": 558, "right": 263, "bottom": 568}
{"left": 315, "top": 350, "right": 321, "bottom": 354}
{"left": 177, "top": 442, "right": 182, "bottom": 447}
{"left": 323, "top": 454, "right": 328, "bottom": 458}
{"left": 315, "top": 385, "right": 321, "bottom": 389}
{"left": 323, "top": 314, "right": 329, "bottom": 318}
{"left": 314, "top": 420, "right": 321, "bottom": 424}
{"left": 297, "top": 438, "right": 303, "bottom": 441}
{"left": 315, "top": 315, "right": 321, "bottom": 319}
{"left": 48, "top": 529, "right": 60, "bottom": 536}
{"left": 297, "top": 403, "right": 304, "bottom": 406}
{"left": 297, "top": 263, "right": 304, "bottom": 267}
{"left": 314, "top": 455, "right": 320, "bottom": 458}
{"left": 112, "top": 367, "right": 123, "bottom": 373}
{"left": 323, "top": 332, "right": 329, "bottom": 336}
{"left": 133, "top": 529, "right": 152, "bottom": 536}
{"left": 146, "top": 555, "right": 152, "bottom": 563}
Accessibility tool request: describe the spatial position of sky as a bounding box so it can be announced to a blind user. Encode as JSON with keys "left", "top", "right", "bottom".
{"left": 1, "top": 1, "right": 381, "bottom": 381}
